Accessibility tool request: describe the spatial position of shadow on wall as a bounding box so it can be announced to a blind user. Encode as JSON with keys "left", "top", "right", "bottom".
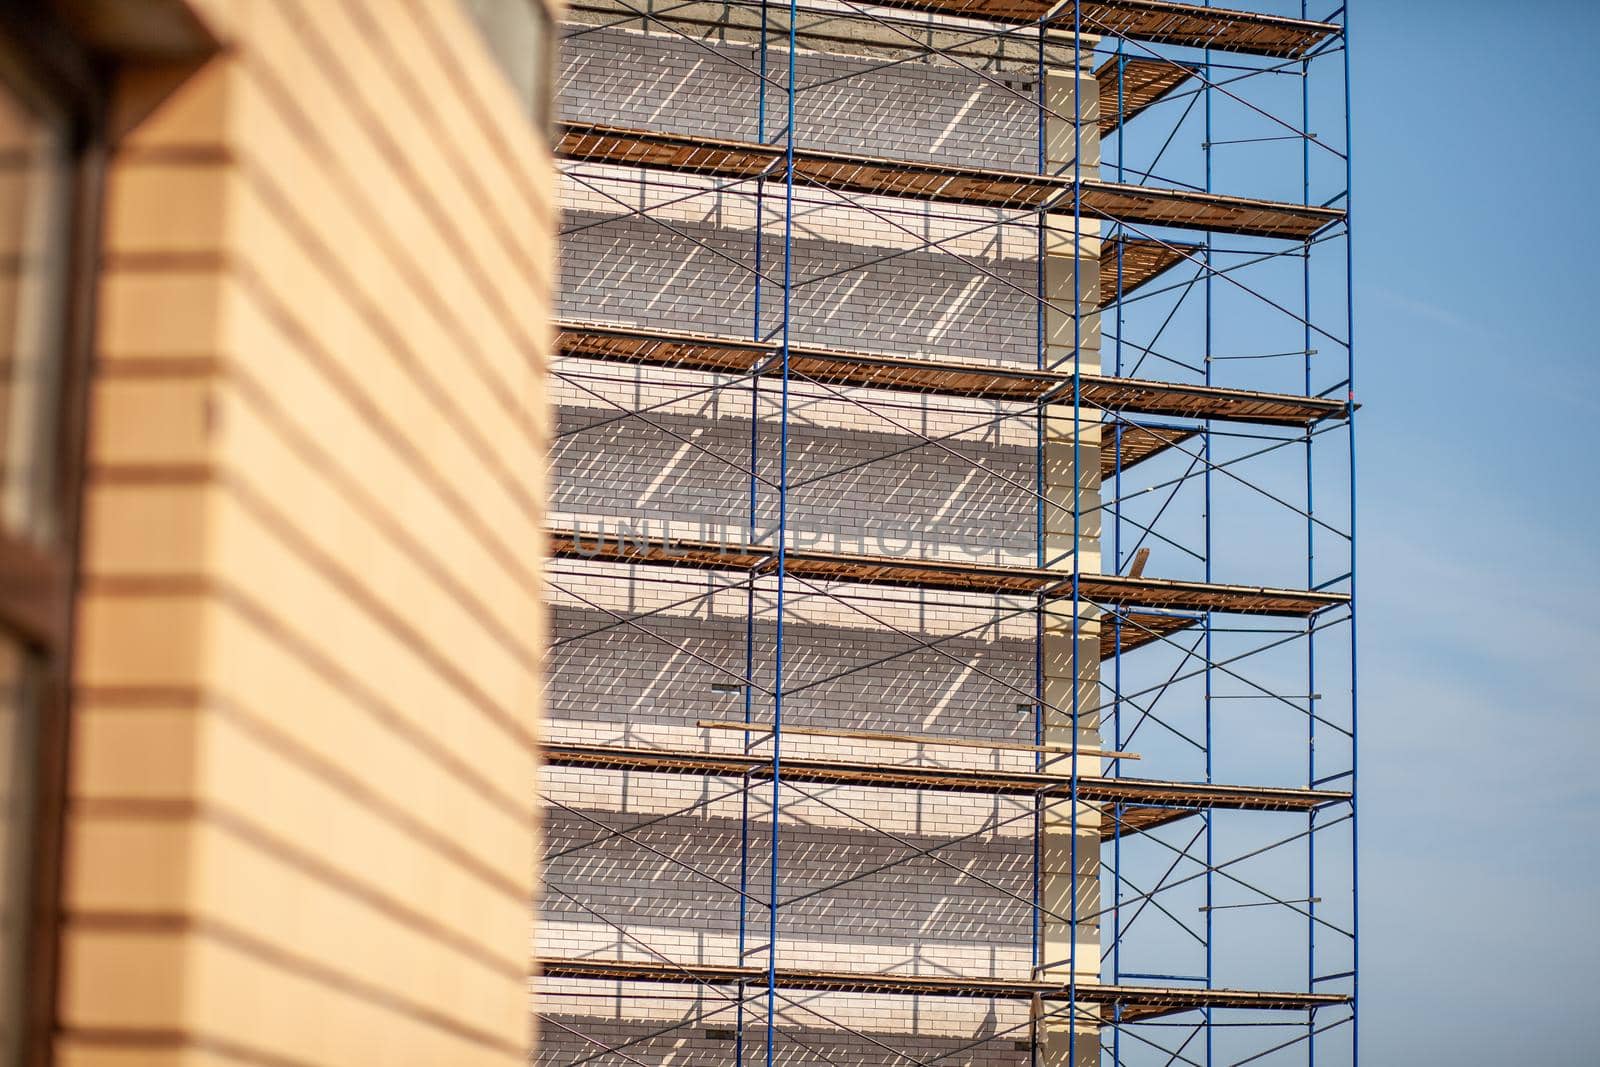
{"left": 548, "top": 601, "right": 1038, "bottom": 744}
{"left": 551, "top": 402, "right": 1038, "bottom": 565}
{"left": 543, "top": 799, "right": 1033, "bottom": 954}
{"left": 559, "top": 206, "right": 1040, "bottom": 364}
{"left": 558, "top": 24, "right": 1039, "bottom": 171}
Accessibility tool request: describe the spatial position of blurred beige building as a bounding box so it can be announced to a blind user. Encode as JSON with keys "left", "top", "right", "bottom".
{"left": 0, "top": 2, "right": 556, "bottom": 1064}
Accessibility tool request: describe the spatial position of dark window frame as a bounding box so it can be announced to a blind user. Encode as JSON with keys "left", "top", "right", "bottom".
{"left": 0, "top": 3, "right": 105, "bottom": 1065}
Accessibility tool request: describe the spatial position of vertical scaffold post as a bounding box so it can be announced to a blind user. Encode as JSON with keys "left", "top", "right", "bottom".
{"left": 1031, "top": 18, "right": 1048, "bottom": 1066}
{"left": 1067, "top": 3, "right": 1085, "bottom": 1065}
{"left": 1344, "top": 5, "right": 1360, "bottom": 1064}
{"left": 764, "top": 0, "right": 797, "bottom": 1061}
{"left": 1202, "top": 6, "right": 1217, "bottom": 1063}
{"left": 1302, "top": 3, "right": 1318, "bottom": 1063}
{"left": 737, "top": 5, "right": 772, "bottom": 1060}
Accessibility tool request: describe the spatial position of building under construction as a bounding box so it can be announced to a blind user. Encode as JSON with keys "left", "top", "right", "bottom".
{"left": 540, "top": 0, "right": 1356, "bottom": 1063}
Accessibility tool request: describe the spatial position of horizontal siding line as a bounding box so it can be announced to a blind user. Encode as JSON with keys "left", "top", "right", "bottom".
{"left": 74, "top": 681, "right": 529, "bottom": 834}
{"left": 403, "top": 0, "right": 559, "bottom": 233}
{"left": 90, "top": 463, "right": 214, "bottom": 485}
{"left": 115, "top": 143, "right": 232, "bottom": 165}
{"left": 75, "top": 684, "right": 209, "bottom": 707}
{"left": 92, "top": 357, "right": 220, "bottom": 378}
{"left": 78, "top": 576, "right": 536, "bottom": 810}
{"left": 69, "top": 800, "right": 528, "bottom": 983}
{"left": 88, "top": 466, "right": 538, "bottom": 755}
{"left": 229, "top": 257, "right": 544, "bottom": 592}
{"left": 89, "top": 451, "right": 539, "bottom": 671}
{"left": 331, "top": 0, "right": 556, "bottom": 286}
{"left": 103, "top": 249, "right": 228, "bottom": 271}
{"left": 73, "top": 679, "right": 531, "bottom": 901}
{"left": 61, "top": 1027, "right": 323, "bottom": 1067}
{"left": 63, "top": 911, "right": 526, "bottom": 1055}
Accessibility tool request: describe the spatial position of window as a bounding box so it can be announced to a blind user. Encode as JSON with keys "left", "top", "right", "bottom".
{"left": 0, "top": 43, "right": 73, "bottom": 545}
{"left": 0, "top": 645, "right": 36, "bottom": 1060}
{"left": 0, "top": 10, "right": 100, "bottom": 1066}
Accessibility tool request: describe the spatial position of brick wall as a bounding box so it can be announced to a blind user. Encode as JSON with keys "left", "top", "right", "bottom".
{"left": 560, "top": 24, "right": 1039, "bottom": 168}
{"left": 547, "top": 17, "right": 1100, "bottom": 1064}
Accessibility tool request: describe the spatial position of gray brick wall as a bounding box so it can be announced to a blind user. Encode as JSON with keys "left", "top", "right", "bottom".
{"left": 546, "top": 19, "right": 1090, "bottom": 1065}
{"left": 558, "top": 200, "right": 1043, "bottom": 363}
{"left": 559, "top": 24, "right": 1040, "bottom": 169}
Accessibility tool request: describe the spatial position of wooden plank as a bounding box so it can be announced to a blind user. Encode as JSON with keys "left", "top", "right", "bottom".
{"left": 1105, "top": 609, "right": 1199, "bottom": 656}
{"left": 555, "top": 321, "right": 1346, "bottom": 427}
{"left": 1078, "top": 178, "right": 1341, "bottom": 239}
{"left": 1099, "top": 237, "right": 1197, "bottom": 306}
{"left": 547, "top": 527, "right": 1350, "bottom": 617}
{"left": 1095, "top": 56, "right": 1196, "bottom": 136}
{"left": 1107, "top": 421, "right": 1198, "bottom": 474}
{"left": 852, "top": 0, "right": 1338, "bottom": 59}
{"left": 695, "top": 718, "right": 1140, "bottom": 759}
{"left": 558, "top": 123, "right": 1345, "bottom": 237}
{"left": 538, "top": 956, "right": 1351, "bottom": 1019}
{"left": 546, "top": 742, "right": 1350, "bottom": 814}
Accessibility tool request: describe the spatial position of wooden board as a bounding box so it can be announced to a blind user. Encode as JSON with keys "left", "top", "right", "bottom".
{"left": 556, "top": 320, "right": 1347, "bottom": 426}
{"left": 1095, "top": 56, "right": 1196, "bottom": 136}
{"left": 543, "top": 742, "right": 1351, "bottom": 842}
{"left": 547, "top": 527, "right": 1351, "bottom": 617}
{"left": 539, "top": 955, "right": 1350, "bottom": 1021}
{"left": 559, "top": 122, "right": 1345, "bottom": 238}
{"left": 1099, "top": 236, "right": 1198, "bottom": 306}
{"left": 1077, "top": 178, "right": 1340, "bottom": 239}
{"left": 854, "top": 0, "right": 1337, "bottom": 60}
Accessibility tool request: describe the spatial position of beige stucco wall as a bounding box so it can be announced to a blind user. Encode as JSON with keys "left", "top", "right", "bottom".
{"left": 54, "top": 1, "right": 554, "bottom": 1063}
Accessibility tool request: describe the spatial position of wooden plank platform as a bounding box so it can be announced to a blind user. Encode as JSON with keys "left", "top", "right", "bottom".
{"left": 1095, "top": 57, "right": 1195, "bottom": 136}
{"left": 555, "top": 321, "right": 1345, "bottom": 426}
{"left": 1076, "top": 177, "right": 1339, "bottom": 239}
{"left": 566, "top": 0, "right": 1337, "bottom": 60}
{"left": 1077, "top": 0, "right": 1336, "bottom": 59}
{"left": 852, "top": 0, "right": 1337, "bottom": 59}
{"left": 547, "top": 527, "right": 1350, "bottom": 617}
{"left": 558, "top": 123, "right": 1344, "bottom": 238}
{"left": 1099, "top": 608, "right": 1197, "bottom": 657}
{"left": 1100, "top": 236, "right": 1198, "bottom": 305}
{"left": 538, "top": 956, "right": 1350, "bottom": 1021}
{"left": 1101, "top": 421, "right": 1197, "bottom": 475}
{"left": 543, "top": 743, "right": 1350, "bottom": 841}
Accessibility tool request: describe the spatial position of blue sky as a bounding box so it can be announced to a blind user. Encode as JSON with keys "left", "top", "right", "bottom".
{"left": 1352, "top": 1, "right": 1600, "bottom": 1060}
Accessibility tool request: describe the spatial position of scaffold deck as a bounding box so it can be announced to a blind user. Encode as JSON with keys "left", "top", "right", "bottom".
{"left": 559, "top": 122, "right": 1345, "bottom": 238}
{"left": 539, "top": 956, "right": 1351, "bottom": 1022}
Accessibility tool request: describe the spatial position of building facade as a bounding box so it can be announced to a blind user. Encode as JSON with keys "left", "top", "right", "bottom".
{"left": 0, "top": 1, "right": 556, "bottom": 1063}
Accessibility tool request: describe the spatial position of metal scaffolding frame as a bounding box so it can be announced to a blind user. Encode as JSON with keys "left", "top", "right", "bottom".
{"left": 542, "top": 0, "right": 1356, "bottom": 1062}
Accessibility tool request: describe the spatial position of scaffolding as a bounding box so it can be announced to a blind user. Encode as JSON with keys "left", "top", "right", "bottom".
{"left": 543, "top": 0, "right": 1356, "bottom": 1062}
